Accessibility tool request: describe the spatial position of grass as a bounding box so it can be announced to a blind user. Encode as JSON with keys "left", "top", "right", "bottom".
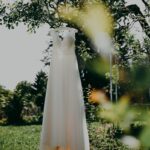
{"left": 0, "top": 125, "right": 41, "bottom": 150}
{"left": 0, "top": 123, "right": 129, "bottom": 150}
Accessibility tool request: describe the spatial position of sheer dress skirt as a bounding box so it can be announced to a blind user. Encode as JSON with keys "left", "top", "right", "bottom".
{"left": 39, "top": 28, "right": 90, "bottom": 150}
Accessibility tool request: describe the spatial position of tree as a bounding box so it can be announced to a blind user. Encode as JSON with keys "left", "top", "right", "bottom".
{"left": 0, "top": 0, "right": 5, "bottom": 24}
{"left": 4, "top": 93, "right": 23, "bottom": 124}
{"left": 4, "top": 81, "right": 33, "bottom": 124}
{"left": 0, "top": 85, "right": 13, "bottom": 120}
{"left": 32, "top": 70, "right": 48, "bottom": 111}
{"left": 0, "top": 0, "right": 149, "bottom": 105}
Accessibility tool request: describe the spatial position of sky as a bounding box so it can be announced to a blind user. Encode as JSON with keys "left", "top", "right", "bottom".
{"left": 0, "top": 24, "right": 50, "bottom": 90}
{"left": 0, "top": 0, "right": 147, "bottom": 90}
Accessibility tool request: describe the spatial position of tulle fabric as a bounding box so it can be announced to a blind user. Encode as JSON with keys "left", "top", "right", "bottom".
{"left": 39, "top": 28, "right": 90, "bottom": 150}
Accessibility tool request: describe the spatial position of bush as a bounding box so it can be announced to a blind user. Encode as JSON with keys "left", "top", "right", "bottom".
{"left": 23, "top": 114, "right": 42, "bottom": 124}
{"left": 0, "top": 118, "right": 7, "bottom": 125}
{"left": 88, "top": 122, "right": 129, "bottom": 150}
{"left": 4, "top": 94, "right": 24, "bottom": 124}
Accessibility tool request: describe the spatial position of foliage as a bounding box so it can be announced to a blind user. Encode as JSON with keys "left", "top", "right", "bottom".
{"left": 0, "top": 0, "right": 5, "bottom": 24}
{"left": 4, "top": 95, "right": 23, "bottom": 124}
{"left": 96, "top": 95, "right": 150, "bottom": 149}
{"left": 1, "top": 0, "right": 57, "bottom": 31}
{"left": 1, "top": 0, "right": 149, "bottom": 103}
{"left": 4, "top": 81, "right": 34, "bottom": 124}
{"left": 0, "top": 85, "right": 13, "bottom": 121}
{"left": 32, "top": 70, "right": 48, "bottom": 112}
{"left": 0, "top": 70, "right": 48, "bottom": 125}
{"left": 89, "top": 122, "right": 129, "bottom": 150}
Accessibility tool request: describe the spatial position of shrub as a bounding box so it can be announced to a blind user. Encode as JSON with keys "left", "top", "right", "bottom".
{"left": 4, "top": 94, "right": 24, "bottom": 124}
{"left": 88, "top": 122, "right": 129, "bottom": 150}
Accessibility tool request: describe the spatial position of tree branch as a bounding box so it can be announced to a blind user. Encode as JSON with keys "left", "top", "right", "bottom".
{"left": 43, "top": 0, "right": 53, "bottom": 20}
{"left": 122, "top": 4, "right": 150, "bottom": 38}
{"left": 141, "top": 0, "right": 150, "bottom": 11}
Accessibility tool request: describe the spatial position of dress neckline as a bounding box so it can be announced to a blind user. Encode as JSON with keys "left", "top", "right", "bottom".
{"left": 50, "top": 27, "right": 78, "bottom": 34}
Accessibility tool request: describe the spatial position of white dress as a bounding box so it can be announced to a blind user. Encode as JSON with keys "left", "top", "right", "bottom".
{"left": 39, "top": 27, "right": 90, "bottom": 150}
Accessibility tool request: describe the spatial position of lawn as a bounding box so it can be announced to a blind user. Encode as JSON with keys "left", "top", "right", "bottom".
{"left": 0, "top": 125, "right": 41, "bottom": 150}
{"left": 0, "top": 123, "right": 128, "bottom": 150}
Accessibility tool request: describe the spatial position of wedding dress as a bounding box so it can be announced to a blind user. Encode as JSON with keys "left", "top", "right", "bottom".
{"left": 39, "top": 27, "right": 90, "bottom": 150}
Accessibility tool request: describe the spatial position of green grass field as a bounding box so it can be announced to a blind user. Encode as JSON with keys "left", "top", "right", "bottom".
{"left": 0, "top": 123, "right": 128, "bottom": 150}
{"left": 0, "top": 125, "right": 41, "bottom": 150}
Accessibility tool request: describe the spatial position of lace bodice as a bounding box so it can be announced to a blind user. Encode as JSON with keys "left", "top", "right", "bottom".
{"left": 50, "top": 27, "right": 78, "bottom": 55}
